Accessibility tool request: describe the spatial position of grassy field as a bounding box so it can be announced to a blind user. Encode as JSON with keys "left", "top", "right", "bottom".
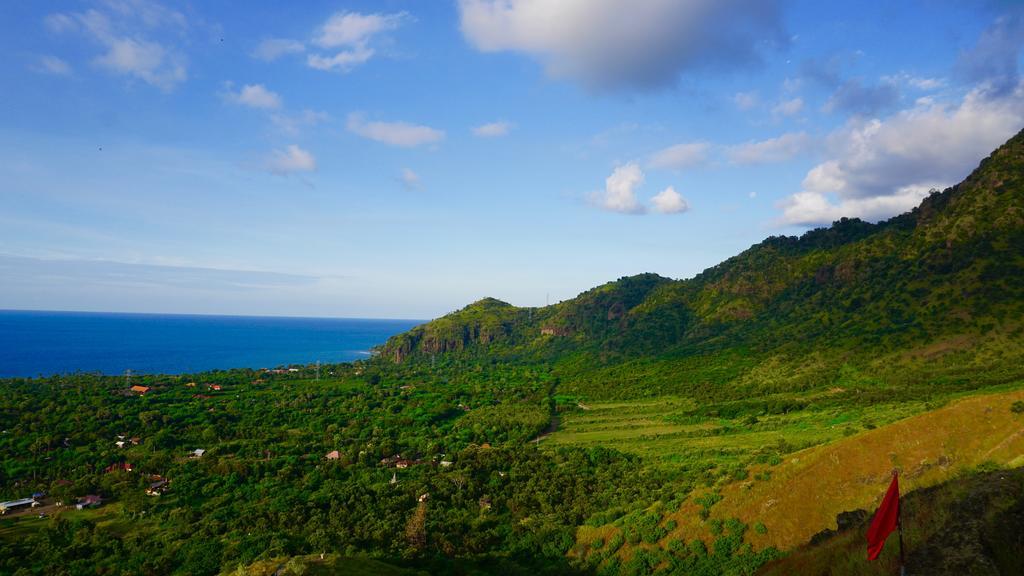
{"left": 559, "top": 383, "right": 1024, "bottom": 572}
{"left": 0, "top": 502, "right": 129, "bottom": 540}
{"left": 545, "top": 390, "right": 930, "bottom": 473}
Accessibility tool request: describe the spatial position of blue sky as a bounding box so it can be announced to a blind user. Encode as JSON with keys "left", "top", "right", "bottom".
{"left": 2, "top": 0, "right": 1023, "bottom": 318}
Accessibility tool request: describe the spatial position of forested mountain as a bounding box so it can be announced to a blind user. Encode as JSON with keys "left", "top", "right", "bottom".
{"left": 382, "top": 128, "right": 1024, "bottom": 398}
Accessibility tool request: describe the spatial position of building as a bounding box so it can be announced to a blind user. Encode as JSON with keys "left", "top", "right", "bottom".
{"left": 75, "top": 495, "right": 102, "bottom": 510}
{"left": 325, "top": 450, "right": 340, "bottom": 460}
{"left": 130, "top": 385, "right": 150, "bottom": 395}
{"left": 190, "top": 448, "right": 205, "bottom": 459}
{"left": 0, "top": 498, "right": 41, "bottom": 514}
{"left": 146, "top": 480, "right": 169, "bottom": 496}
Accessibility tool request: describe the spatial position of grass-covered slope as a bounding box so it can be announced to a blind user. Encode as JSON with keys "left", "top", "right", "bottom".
{"left": 566, "top": 385, "right": 1024, "bottom": 574}
{"left": 757, "top": 465, "right": 1024, "bottom": 576}
{"left": 672, "top": 387, "right": 1024, "bottom": 551}
{"left": 379, "top": 129, "right": 1024, "bottom": 399}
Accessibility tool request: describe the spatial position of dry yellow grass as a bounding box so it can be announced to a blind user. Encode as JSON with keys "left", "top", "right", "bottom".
{"left": 664, "top": 388, "right": 1024, "bottom": 551}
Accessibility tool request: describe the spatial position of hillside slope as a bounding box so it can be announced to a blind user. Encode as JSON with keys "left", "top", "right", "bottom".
{"left": 757, "top": 465, "right": 1024, "bottom": 576}
{"left": 379, "top": 129, "right": 1024, "bottom": 398}
{"left": 670, "top": 387, "right": 1024, "bottom": 551}
{"left": 569, "top": 386, "right": 1024, "bottom": 573}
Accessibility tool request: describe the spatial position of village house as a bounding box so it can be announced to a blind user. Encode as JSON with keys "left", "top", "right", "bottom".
{"left": 190, "top": 448, "right": 205, "bottom": 459}
{"left": 209, "top": 384, "right": 222, "bottom": 391}
{"left": 380, "top": 454, "right": 423, "bottom": 469}
{"left": 146, "top": 480, "right": 169, "bottom": 496}
{"left": 325, "top": 450, "right": 340, "bottom": 460}
{"left": 130, "top": 385, "right": 150, "bottom": 395}
{"left": 0, "top": 497, "right": 41, "bottom": 515}
{"left": 75, "top": 495, "right": 102, "bottom": 510}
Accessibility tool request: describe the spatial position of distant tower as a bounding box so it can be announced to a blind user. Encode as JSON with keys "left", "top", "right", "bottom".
{"left": 315, "top": 360, "right": 321, "bottom": 381}
{"left": 125, "top": 369, "right": 132, "bottom": 386}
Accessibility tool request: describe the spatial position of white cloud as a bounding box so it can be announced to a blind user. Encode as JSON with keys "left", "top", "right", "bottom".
{"left": 778, "top": 85, "right": 1024, "bottom": 226}
{"left": 45, "top": 2, "right": 189, "bottom": 90}
{"left": 226, "top": 83, "right": 282, "bottom": 110}
{"left": 307, "top": 11, "right": 407, "bottom": 73}
{"left": 734, "top": 91, "right": 759, "bottom": 110}
{"left": 457, "top": 0, "right": 786, "bottom": 91}
{"left": 779, "top": 187, "right": 934, "bottom": 226}
{"left": 594, "top": 163, "right": 646, "bottom": 214}
{"left": 472, "top": 121, "right": 513, "bottom": 137}
{"left": 307, "top": 46, "right": 374, "bottom": 72}
{"left": 728, "top": 132, "right": 811, "bottom": 164}
{"left": 772, "top": 97, "right": 804, "bottom": 117}
{"left": 399, "top": 168, "right": 421, "bottom": 190}
{"left": 881, "top": 72, "right": 945, "bottom": 92}
{"left": 265, "top": 145, "right": 316, "bottom": 175}
{"left": 270, "top": 110, "right": 330, "bottom": 136}
{"left": 314, "top": 11, "right": 407, "bottom": 48}
{"left": 648, "top": 142, "right": 710, "bottom": 170}
{"left": 346, "top": 113, "right": 445, "bottom": 148}
{"left": 650, "top": 186, "right": 689, "bottom": 214}
{"left": 93, "top": 36, "right": 186, "bottom": 90}
{"left": 909, "top": 77, "right": 944, "bottom": 91}
{"left": 33, "top": 55, "right": 72, "bottom": 75}
{"left": 253, "top": 38, "right": 305, "bottom": 61}
{"left": 591, "top": 164, "right": 689, "bottom": 215}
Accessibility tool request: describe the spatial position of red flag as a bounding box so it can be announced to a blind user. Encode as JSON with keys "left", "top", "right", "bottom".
{"left": 866, "top": 471, "right": 900, "bottom": 560}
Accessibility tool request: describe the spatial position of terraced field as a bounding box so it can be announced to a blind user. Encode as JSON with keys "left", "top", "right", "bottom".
{"left": 545, "top": 392, "right": 931, "bottom": 472}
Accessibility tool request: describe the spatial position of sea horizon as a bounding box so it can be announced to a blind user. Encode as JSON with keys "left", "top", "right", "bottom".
{"left": 0, "top": 307, "right": 425, "bottom": 323}
{"left": 0, "top": 309, "right": 423, "bottom": 378}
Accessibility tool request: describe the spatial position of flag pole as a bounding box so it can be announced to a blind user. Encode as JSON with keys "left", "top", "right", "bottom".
{"left": 895, "top": 470, "right": 905, "bottom": 576}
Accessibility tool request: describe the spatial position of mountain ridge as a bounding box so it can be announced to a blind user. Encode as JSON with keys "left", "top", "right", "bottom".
{"left": 379, "top": 128, "right": 1024, "bottom": 397}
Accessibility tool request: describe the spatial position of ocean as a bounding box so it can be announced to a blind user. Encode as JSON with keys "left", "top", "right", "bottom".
{"left": 0, "top": 310, "right": 422, "bottom": 378}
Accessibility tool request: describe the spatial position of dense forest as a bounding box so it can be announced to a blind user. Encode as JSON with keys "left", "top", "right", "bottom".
{"left": 2, "top": 131, "right": 1024, "bottom": 575}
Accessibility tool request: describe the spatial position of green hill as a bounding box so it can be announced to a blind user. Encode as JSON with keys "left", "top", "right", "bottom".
{"left": 380, "top": 128, "right": 1024, "bottom": 400}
